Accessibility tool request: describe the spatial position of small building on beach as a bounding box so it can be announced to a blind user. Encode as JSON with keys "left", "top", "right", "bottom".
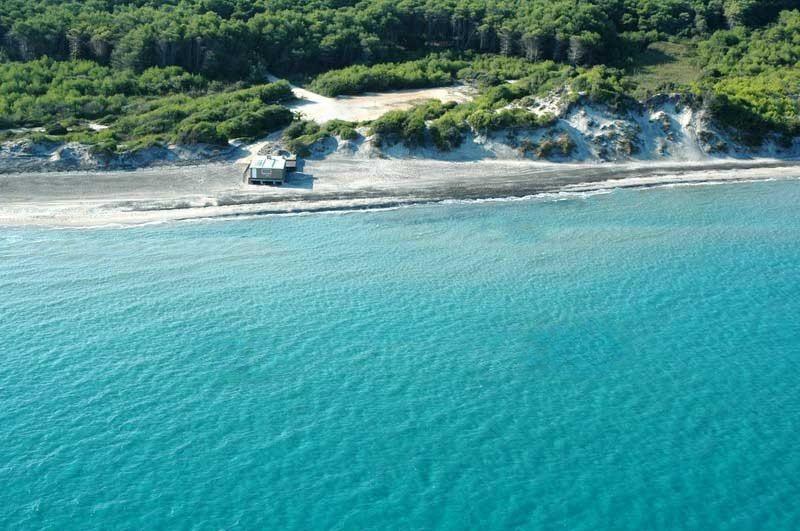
{"left": 245, "top": 156, "right": 287, "bottom": 185}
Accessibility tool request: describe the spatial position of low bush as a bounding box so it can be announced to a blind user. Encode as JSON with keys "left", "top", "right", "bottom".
{"left": 536, "top": 133, "right": 576, "bottom": 158}
{"left": 309, "top": 55, "right": 467, "bottom": 97}
{"left": 115, "top": 82, "right": 294, "bottom": 145}
{"left": 44, "top": 123, "right": 68, "bottom": 135}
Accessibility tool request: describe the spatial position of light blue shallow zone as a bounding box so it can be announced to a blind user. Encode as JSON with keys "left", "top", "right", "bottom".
{"left": 2, "top": 180, "right": 800, "bottom": 530}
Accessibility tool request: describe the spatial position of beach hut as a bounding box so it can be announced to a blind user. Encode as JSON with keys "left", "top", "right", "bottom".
{"left": 246, "top": 156, "right": 287, "bottom": 185}
{"left": 277, "top": 150, "right": 298, "bottom": 172}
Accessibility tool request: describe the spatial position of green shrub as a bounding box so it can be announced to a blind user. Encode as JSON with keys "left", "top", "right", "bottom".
{"left": 369, "top": 110, "right": 410, "bottom": 138}
{"left": 217, "top": 106, "right": 293, "bottom": 140}
{"left": 174, "top": 122, "right": 226, "bottom": 144}
{"left": 429, "top": 114, "right": 466, "bottom": 150}
{"left": 89, "top": 140, "right": 118, "bottom": 155}
{"left": 570, "top": 67, "right": 636, "bottom": 108}
{"left": 285, "top": 133, "right": 327, "bottom": 157}
{"left": 44, "top": 123, "right": 68, "bottom": 135}
{"left": 282, "top": 119, "right": 354, "bottom": 155}
{"left": 338, "top": 126, "right": 358, "bottom": 140}
{"left": 536, "top": 133, "right": 576, "bottom": 158}
{"left": 138, "top": 66, "right": 208, "bottom": 95}
{"left": 284, "top": 120, "right": 321, "bottom": 140}
{"left": 322, "top": 119, "right": 359, "bottom": 139}
{"left": 309, "top": 55, "right": 467, "bottom": 97}
{"left": 115, "top": 82, "right": 294, "bottom": 145}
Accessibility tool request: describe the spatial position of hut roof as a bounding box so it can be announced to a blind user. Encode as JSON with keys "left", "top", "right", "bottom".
{"left": 251, "top": 156, "right": 286, "bottom": 170}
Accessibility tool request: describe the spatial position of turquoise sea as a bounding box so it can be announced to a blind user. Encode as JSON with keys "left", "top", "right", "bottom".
{"left": 2, "top": 179, "right": 800, "bottom": 529}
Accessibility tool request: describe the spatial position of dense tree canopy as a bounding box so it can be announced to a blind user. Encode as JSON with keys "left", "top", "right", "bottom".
{"left": 694, "top": 10, "right": 800, "bottom": 141}
{"left": 2, "top": 0, "right": 795, "bottom": 77}
{"left": 0, "top": 0, "right": 798, "bottom": 147}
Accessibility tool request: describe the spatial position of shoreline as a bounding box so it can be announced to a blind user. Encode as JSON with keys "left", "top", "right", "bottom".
{"left": 1, "top": 158, "right": 799, "bottom": 228}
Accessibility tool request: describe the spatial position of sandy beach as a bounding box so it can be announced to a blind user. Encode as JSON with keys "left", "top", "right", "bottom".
{"left": 4, "top": 81, "right": 798, "bottom": 229}
{"left": 1, "top": 158, "right": 799, "bottom": 227}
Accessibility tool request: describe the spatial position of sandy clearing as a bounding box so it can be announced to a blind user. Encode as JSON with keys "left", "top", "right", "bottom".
{"left": 288, "top": 86, "right": 474, "bottom": 123}
{"left": 266, "top": 74, "right": 474, "bottom": 123}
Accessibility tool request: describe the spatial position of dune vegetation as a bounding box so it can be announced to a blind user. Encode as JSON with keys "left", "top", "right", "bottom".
{"left": 0, "top": 0, "right": 797, "bottom": 151}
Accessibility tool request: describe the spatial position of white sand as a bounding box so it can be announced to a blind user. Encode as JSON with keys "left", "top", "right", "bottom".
{"left": 1, "top": 158, "right": 798, "bottom": 227}
{"left": 266, "top": 75, "right": 474, "bottom": 124}
{"left": 289, "top": 86, "right": 474, "bottom": 123}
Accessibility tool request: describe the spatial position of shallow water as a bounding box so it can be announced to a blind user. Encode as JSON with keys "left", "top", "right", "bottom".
{"left": 2, "top": 180, "right": 800, "bottom": 529}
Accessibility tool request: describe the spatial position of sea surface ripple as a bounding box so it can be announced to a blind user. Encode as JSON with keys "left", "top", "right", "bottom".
{"left": 2, "top": 179, "right": 800, "bottom": 529}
